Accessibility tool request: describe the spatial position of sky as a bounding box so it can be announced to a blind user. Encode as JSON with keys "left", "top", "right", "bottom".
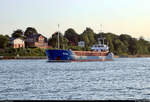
{"left": 0, "top": 0, "right": 150, "bottom": 40}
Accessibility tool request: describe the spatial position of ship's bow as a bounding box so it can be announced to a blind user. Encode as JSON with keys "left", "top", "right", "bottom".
{"left": 45, "top": 49, "right": 74, "bottom": 62}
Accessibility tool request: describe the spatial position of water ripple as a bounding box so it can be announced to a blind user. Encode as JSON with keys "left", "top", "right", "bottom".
{"left": 0, "top": 58, "right": 150, "bottom": 99}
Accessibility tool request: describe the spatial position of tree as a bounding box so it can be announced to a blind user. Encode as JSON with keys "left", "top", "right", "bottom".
{"left": 24, "top": 27, "right": 38, "bottom": 37}
{"left": 11, "top": 29, "right": 24, "bottom": 38}
{"left": 0, "top": 35, "right": 9, "bottom": 48}
{"left": 48, "top": 32, "right": 68, "bottom": 49}
{"left": 112, "top": 39, "right": 126, "bottom": 55}
{"left": 5, "top": 35, "right": 10, "bottom": 38}
{"left": 137, "top": 36, "right": 149, "bottom": 54}
{"left": 105, "top": 33, "right": 115, "bottom": 52}
{"left": 119, "top": 34, "right": 132, "bottom": 54}
{"left": 119, "top": 34, "right": 131, "bottom": 47}
{"left": 80, "top": 27, "right": 95, "bottom": 46}
{"left": 128, "top": 38, "right": 139, "bottom": 55}
{"left": 64, "top": 28, "right": 79, "bottom": 45}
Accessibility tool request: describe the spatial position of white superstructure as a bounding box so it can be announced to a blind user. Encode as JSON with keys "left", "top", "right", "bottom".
{"left": 91, "top": 37, "right": 109, "bottom": 52}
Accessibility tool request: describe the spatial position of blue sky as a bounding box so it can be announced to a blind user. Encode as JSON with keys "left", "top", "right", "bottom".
{"left": 0, "top": 0, "right": 150, "bottom": 40}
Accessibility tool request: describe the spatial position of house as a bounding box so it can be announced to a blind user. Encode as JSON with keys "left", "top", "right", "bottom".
{"left": 25, "top": 34, "right": 48, "bottom": 49}
{"left": 10, "top": 38, "right": 25, "bottom": 48}
{"left": 78, "top": 41, "right": 85, "bottom": 47}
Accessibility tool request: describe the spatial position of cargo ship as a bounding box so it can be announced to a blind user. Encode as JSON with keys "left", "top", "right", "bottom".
{"left": 45, "top": 49, "right": 113, "bottom": 62}
{"left": 45, "top": 25, "right": 114, "bottom": 62}
{"left": 46, "top": 38, "right": 114, "bottom": 62}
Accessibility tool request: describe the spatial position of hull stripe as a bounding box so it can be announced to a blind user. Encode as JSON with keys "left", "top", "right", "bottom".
{"left": 48, "top": 59, "right": 113, "bottom": 62}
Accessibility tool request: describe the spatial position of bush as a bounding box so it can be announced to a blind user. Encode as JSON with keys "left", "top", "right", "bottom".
{"left": 0, "top": 47, "right": 46, "bottom": 56}
{"left": 67, "top": 46, "right": 82, "bottom": 51}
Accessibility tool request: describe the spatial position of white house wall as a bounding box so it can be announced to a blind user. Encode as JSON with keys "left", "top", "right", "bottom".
{"left": 13, "top": 39, "right": 24, "bottom": 44}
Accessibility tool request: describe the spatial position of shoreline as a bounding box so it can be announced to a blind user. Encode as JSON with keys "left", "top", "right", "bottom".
{"left": 116, "top": 55, "right": 150, "bottom": 58}
{"left": 1, "top": 55, "right": 150, "bottom": 60}
{"left": 0, "top": 56, "right": 47, "bottom": 60}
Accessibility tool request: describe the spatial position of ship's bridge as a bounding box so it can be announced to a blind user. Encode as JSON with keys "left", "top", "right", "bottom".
{"left": 91, "top": 44, "right": 109, "bottom": 52}
{"left": 91, "top": 37, "right": 109, "bottom": 52}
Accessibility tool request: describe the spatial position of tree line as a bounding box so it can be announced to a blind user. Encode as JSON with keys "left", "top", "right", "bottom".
{"left": 0, "top": 27, "right": 39, "bottom": 48}
{"left": 0, "top": 27, "right": 150, "bottom": 56}
{"left": 48, "top": 27, "right": 150, "bottom": 55}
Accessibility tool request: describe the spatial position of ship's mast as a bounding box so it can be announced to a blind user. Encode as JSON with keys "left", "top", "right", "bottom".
{"left": 99, "top": 24, "right": 105, "bottom": 45}
{"left": 57, "top": 24, "right": 60, "bottom": 49}
{"left": 98, "top": 37, "right": 105, "bottom": 45}
{"left": 100, "top": 24, "right": 103, "bottom": 33}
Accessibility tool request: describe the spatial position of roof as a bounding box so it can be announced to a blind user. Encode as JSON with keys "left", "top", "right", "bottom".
{"left": 27, "top": 33, "right": 47, "bottom": 42}
{"left": 9, "top": 37, "right": 24, "bottom": 44}
{"left": 9, "top": 37, "right": 24, "bottom": 41}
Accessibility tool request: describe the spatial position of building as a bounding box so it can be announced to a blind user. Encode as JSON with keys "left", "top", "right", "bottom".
{"left": 78, "top": 41, "right": 85, "bottom": 47}
{"left": 10, "top": 38, "right": 25, "bottom": 48}
{"left": 25, "top": 33, "right": 48, "bottom": 49}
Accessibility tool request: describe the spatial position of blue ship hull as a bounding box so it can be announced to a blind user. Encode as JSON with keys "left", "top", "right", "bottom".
{"left": 45, "top": 49, "right": 114, "bottom": 62}
{"left": 45, "top": 49, "right": 74, "bottom": 61}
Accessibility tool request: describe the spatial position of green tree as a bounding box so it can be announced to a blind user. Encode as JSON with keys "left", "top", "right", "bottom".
{"left": 48, "top": 32, "right": 68, "bottom": 49}
{"left": 0, "top": 35, "right": 9, "bottom": 49}
{"left": 119, "top": 34, "right": 132, "bottom": 42}
{"left": 5, "top": 35, "right": 10, "bottom": 38}
{"left": 128, "top": 38, "right": 139, "bottom": 55}
{"left": 137, "top": 36, "right": 149, "bottom": 54}
{"left": 11, "top": 29, "right": 24, "bottom": 38}
{"left": 113, "top": 39, "right": 126, "bottom": 55}
{"left": 119, "top": 34, "right": 132, "bottom": 54}
{"left": 80, "top": 27, "right": 95, "bottom": 47}
{"left": 64, "top": 28, "right": 79, "bottom": 45}
{"left": 105, "top": 33, "right": 115, "bottom": 52}
{"left": 24, "top": 27, "right": 38, "bottom": 37}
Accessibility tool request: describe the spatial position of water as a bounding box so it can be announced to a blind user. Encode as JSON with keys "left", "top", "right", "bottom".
{"left": 0, "top": 58, "right": 150, "bottom": 100}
